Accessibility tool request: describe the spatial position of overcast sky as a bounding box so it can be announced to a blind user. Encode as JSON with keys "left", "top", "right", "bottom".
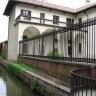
{"left": 0, "top": 0, "right": 96, "bottom": 42}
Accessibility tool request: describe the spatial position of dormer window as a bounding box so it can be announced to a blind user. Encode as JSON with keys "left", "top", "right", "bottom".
{"left": 21, "top": 9, "right": 31, "bottom": 20}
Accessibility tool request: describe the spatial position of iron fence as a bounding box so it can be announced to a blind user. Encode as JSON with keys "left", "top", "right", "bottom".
{"left": 19, "top": 17, "right": 96, "bottom": 63}
{"left": 70, "top": 68, "right": 96, "bottom": 96}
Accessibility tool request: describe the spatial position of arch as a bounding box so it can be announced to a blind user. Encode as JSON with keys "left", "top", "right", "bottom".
{"left": 42, "top": 29, "right": 54, "bottom": 34}
{"left": 23, "top": 26, "right": 40, "bottom": 39}
{"left": 22, "top": 26, "right": 40, "bottom": 55}
{"left": 41, "top": 29, "right": 54, "bottom": 55}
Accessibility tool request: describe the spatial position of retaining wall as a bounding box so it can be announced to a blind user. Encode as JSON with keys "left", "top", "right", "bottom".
{"left": 0, "top": 58, "right": 70, "bottom": 96}
{"left": 18, "top": 56, "right": 93, "bottom": 80}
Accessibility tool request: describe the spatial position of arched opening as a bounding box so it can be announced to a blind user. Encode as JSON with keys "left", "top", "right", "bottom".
{"left": 42, "top": 29, "right": 54, "bottom": 55}
{"left": 42, "top": 29, "right": 54, "bottom": 34}
{"left": 23, "top": 26, "right": 40, "bottom": 40}
{"left": 22, "top": 26, "right": 40, "bottom": 55}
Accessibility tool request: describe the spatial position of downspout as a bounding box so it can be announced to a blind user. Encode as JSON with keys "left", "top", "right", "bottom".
{"left": 83, "top": 11, "right": 89, "bottom": 20}
{"left": 83, "top": 12, "right": 89, "bottom": 62}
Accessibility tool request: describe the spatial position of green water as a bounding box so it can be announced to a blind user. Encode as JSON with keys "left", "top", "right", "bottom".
{"left": 0, "top": 65, "right": 40, "bottom": 96}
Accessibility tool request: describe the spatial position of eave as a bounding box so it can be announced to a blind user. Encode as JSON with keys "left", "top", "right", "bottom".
{"left": 3, "top": 0, "right": 16, "bottom": 16}
{"left": 3, "top": 0, "right": 96, "bottom": 16}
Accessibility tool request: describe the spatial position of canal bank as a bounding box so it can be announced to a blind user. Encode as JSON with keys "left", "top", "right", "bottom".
{"left": 0, "top": 58, "right": 70, "bottom": 96}
{"left": 0, "top": 63, "right": 40, "bottom": 96}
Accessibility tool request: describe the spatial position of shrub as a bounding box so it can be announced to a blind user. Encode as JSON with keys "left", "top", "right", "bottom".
{"left": 8, "top": 63, "right": 20, "bottom": 77}
{"left": 31, "top": 78, "right": 45, "bottom": 96}
{"left": 0, "top": 54, "right": 7, "bottom": 59}
{"left": 0, "top": 43, "right": 2, "bottom": 53}
{"left": 47, "top": 51, "right": 62, "bottom": 57}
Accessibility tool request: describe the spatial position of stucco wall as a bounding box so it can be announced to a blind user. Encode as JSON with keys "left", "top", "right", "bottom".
{"left": 15, "top": 3, "right": 75, "bottom": 23}
{"left": 8, "top": 6, "right": 19, "bottom": 60}
{"left": 75, "top": 8, "right": 96, "bottom": 23}
{"left": 8, "top": 2, "right": 96, "bottom": 60}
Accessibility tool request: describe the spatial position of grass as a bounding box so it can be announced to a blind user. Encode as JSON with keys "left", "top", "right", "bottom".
{"left": 8, "top": 62, "right": 47, "bottom": 96}
{"left": 9, "top": 61, "right": 41, "bottom": 73}
{"left": 47, "top": 51, "right": 63, "bottom": 57}
{"left": 8, "top": 61, "right": 69, "bottom": 87}
{"left": 0, "top": 54, "right": 7, "bottom": 59}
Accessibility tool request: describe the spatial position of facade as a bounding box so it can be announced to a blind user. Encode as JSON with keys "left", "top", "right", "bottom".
{"left": 4, "top": 0, "right": 96, "bottom": 60}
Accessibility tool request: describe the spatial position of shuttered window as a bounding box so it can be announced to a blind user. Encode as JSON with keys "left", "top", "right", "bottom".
{"left": 53, "top": 15, "right": 59, "bottom": 24}
{"left": 66, "top": 18, "right": 74, "bottom": 27}
{"left": 40, "top": 13, "right": 45, "bottom": 24}
{"left": 78, "top": 18, "right": 82, "bottom": 24}
{"left": 21, "top": 9, "right": 31, "bottom": 20}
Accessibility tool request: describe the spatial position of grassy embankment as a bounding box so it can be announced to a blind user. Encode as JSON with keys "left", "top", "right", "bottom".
{"left": 8, "top": 61, "right": 53, "bottom": 96}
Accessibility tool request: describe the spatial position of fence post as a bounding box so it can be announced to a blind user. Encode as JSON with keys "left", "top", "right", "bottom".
{"left": 70, "top": 25, "right": 72, "bottom": 62}
{"left": 33, "top": 40, "right": 35, "bottom": 57}
{"left": 39, "top": 38, "right": 40, "bottom": 56}
{"left": 42, "top": 36, "right": 44, "bottom": 56}
{"left": 53, "top": 33, "right": 55, "bottom": 57}
{"left": 27, "top": 41, "right": 29, "bottom": 57}
{"left": 19, "top": 42, "right": 20, "bottom": 56}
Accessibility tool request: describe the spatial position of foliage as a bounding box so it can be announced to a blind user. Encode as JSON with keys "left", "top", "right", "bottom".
{"left": 0, "top": 43, "right": 1, "bottom": 51}
{"left": 8, "top": 63, "right": 20, "bottom": 76}
{"left": 8, "top": 61, "right": 41, "bottom": 77}
{"left": 10, "top": 61, "right": 41, "bottom": 73}
{"left": 31, "top": 78, "right": 45, "bottom": 96}
{"left": 32, "top": 78, "right": 38, "bottom": 89}
{"left": 47, "top": 51, "right": 62, "bottom": 57}
{"left": 0, "top": 54, "right": 7, "bottom": 59}
{"left": 8, "top": 61, "right": 53, "bottom": 96}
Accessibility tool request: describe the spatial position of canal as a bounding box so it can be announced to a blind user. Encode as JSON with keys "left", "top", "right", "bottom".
{"left": 0, "top": 64, "right": 40, "bottom": 96}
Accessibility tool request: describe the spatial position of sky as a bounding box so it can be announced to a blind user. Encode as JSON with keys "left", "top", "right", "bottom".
{"left": 0, "top": 0, "right": 96, "bottom": 42}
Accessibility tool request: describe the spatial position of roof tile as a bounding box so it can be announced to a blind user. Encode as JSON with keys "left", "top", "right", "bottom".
{"left": 16, "top": 0, "right": 75, "bottom": 13}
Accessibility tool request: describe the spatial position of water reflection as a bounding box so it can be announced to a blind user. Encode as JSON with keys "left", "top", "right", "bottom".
{"left": 0, "top": 65, "right": 40, "bottom": 96}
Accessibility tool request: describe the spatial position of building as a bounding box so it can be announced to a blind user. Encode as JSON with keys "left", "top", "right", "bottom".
{"left": 0, "top": 41, "right": 8, "bottom": 58}
{"left": 4, "top": 0, "right": 96, "bottom": 60}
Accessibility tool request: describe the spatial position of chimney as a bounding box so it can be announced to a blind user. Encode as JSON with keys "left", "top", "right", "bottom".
{"left": 86, "top": 0, "right": 90, "bottom": 5}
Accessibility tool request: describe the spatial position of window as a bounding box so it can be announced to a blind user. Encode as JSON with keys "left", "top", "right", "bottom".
{"left": 79, "top": 43, "right": 82, "bottom": 52}
{"left": 78, "top": 18, "right": 82, "bottom": 24}
{"left": 40, "top": 13, "right": 45, "bottom": 24}
{"left": 21, "top": 9, "right": 31, "bottom": 20}
{"left": 68, "top": 40, "right": 72, "bottom": 56}
{"left": 66, "top": 18, "right": 74, "bottom": 27}
{"left": 53, "top": 15, "right": 59, "bottom": 24}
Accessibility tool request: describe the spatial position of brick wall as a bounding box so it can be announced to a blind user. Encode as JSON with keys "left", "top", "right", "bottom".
{"left": 18, "top": 56, "right": 92, "bottom": 80}
{"left": 1, "top": 41, "right": 8, "bottom": 57}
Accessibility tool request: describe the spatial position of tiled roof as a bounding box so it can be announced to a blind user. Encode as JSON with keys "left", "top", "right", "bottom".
{"left": 4, "top": 0, "right": 96, "bottom": 15}
{"left": 16, "top": 0, "right": 75, "bottom": 13}
{"left": 76, "top": 2, "right": 96, "bottom": 13}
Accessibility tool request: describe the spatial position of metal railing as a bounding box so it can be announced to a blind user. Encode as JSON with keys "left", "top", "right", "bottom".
{"left": 19, "top": 17, "right": 96, "bottom": 63}
{"left": 70, "top": 68, "right": 96, "bottom": 96}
